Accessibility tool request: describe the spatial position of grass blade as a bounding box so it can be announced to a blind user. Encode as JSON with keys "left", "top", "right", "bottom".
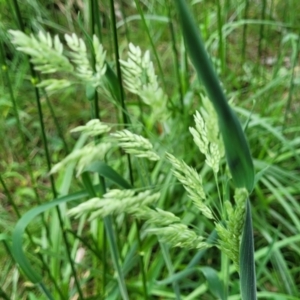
{"left": 84, "top": 161, "right": 132, "bottom": 189}
{"left": 174, "top": 0, "right": 254, "bottom": 192}
{"left": 240, "top": 198, "right": 257, "bottom": 300}
{"left": 200, "top": 267, "right": 225, "bottom": 300}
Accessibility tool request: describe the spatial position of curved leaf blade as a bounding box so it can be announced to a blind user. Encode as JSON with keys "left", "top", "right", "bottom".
{"left": 83, "top": 161, "right": 132, "bottom": 189}
{"left": 200, "top": 267, "right": 226, "bottom": 300}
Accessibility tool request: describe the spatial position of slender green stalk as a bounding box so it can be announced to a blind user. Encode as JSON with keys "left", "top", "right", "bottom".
{"left": 102, "top": 225, "right": 107, "bottom": 296}
{"left": 44, "top": 91, "right": 69, "bottom": 153}
{"left": 93, "top": 0, "right": 103, "bottom": 43}
{"left": 167, "top": 4, "right": 184, "bottom": 112}
{"left": 242, "top": 0, "right": 249, "bottom": 64}
{"left": 62, "top": 231, "right": 84, "bottom": 300}
{"left": 89, "top": 0, "right": 100, "bottom": 120}
{"left": 221, "top": 252, "right": 229, "bottom": 300}
{"left": 283, "top": 34, "right": 300, "bottom": 129}
{"left": 119, "top": 0, "right": 131, "bottom": 42}
{"left": 226, "top": 0, "right": 231, "bottom": 15}
{"left": 181, "top": 38, "right": 190, "bottom": 95}
{"left": 65, "top": 229, "right": 103, "bottom": 260}
{"left": 109, "top": 4, "right": 150, "bottom": 297}
{"left": 108, "top": 4, "right": 152, "bottom": 297}
{"left": 89, "top": 1, "right": 107, "bottom": 296}
{"left": 217, "top": 0, "right": 225, "bottom": 74}
{"left": 109, "top": 0, "right": 129, "bottom": 125}
{"left": 258, "top": 0, "right": 267, "bottom": 61}
{"left": 109, "top": 0, "right": 134, "bottom": 182}
{"left": 89, "top": 0, "right": 96, "bottom": 39}
{"left": 107, "top": 2, "right": 134, "bottom": 179}
{"left": 0, "top": 173, "right": 21, "bottom": 219}
{"left": 10, "top": 0, "right": 23, "bottom": 30}
{"left": 160, "top": 243, "right": 181, "bottom": 300}
{"left": 266, "top": 0, "right": 274, "bottom": 43}
{"left": 135, "top": 220, "right": 148, "bottom": 299}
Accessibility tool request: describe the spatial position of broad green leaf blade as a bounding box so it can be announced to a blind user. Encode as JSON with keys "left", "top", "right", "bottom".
{"left": 200, "top": 267, "right": 226, "bottom": 300}
{"left": 105, "top": 63, "right": 122, "bottom": 102}
{"left": 83, "top": 161, "right": 132, "bottom": 189}
{"left": 174, "top": 0, "right": 254, "bottom": 192}
{"left": 240, "top": 198, "right": 257, "bottom": 300}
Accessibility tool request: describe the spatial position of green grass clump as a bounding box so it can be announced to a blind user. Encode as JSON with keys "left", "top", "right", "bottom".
{"left": 1, "top": 1, "right": 300, "bottom": 299}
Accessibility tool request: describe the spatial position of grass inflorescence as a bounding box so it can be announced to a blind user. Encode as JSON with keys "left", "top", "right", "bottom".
{"left": 1, "top": 1, "right": 300, "bottom": 299}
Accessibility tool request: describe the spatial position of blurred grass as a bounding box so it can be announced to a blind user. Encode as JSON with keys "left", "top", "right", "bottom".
{"left": 1, "top": 0, "right": 300, "bottom": 299}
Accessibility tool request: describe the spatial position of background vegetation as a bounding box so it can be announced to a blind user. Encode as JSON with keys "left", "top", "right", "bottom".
{"left": 1, "top": 0, "right": 300, "bottom": 299}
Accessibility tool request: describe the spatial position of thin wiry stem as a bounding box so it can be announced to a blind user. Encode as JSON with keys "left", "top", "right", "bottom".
{"left": 283, "top": 34, "right": 300, "bottom": 130}
{"left": 161, "top": 244, "right": 181, "bottom": 300}
{"left": 167, "top": 3, "right": 184, "bottom": 112}
{"left": 109, "top": 3, "right": 150, "bottom": 297}
{"left": 44, "top": 92, "right": 69, "bottom": 153}
{"left": 109, "top": 0, "right": 134, "bottom": 185}
{"left": 89, "top": 0, "right": 107, "bottom": 296}
{"left": 89, "top": 0, "right": 100, "bottom": 120}
{"left": 217, "top": 0, "right": 226, "bottom": 74}
{"left": 258, "top": 0, "right": 267, "bottom": 62}
{"left": 242, "top": 0, "right": 249, "bottom": 64}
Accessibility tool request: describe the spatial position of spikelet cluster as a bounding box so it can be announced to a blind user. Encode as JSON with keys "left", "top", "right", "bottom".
{"left": 147, "top": 224, "right": 210, "bottom": 250}
{"left": 51, "top": 120, "right": 160, "bottom": 179}
{"left": 166, "top": 153, "right": 213, "bottom": 219}
{"left": 189, "top": 95, "right": 224, "bottom": 173}
{"left": 9, "top": 30, "right": 73, "bottom": 74}
{"left": 111, "top": 129, "right": 160, "bottom": 161}
{"left": 9, "top": 30, "right": 106, "bottom": 92}
{"left": 215, "top": 188, "right": 248, "bottom": 271}
{"left": 68, "top": 189, "right": 160, "bottom": 220}
{"left": 119, "top": 43, "right": 167, "bottom": 119}
{"left": 134, "top": 207, "right": 210, "bottom": 250}
{"left": 65, "top": 34, "right": 106, "bottom": 87}
{"left": 134, "top": 206, "right": 181, "bottom": 227}
{"left": 70, "top": 119, "right": 111, "bottom": 137}
{"left": 50, "top": 142, "right": 111, "bottom": 177}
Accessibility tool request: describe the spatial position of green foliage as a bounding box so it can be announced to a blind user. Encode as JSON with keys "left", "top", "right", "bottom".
{"left": 1, "top": 0, "right": 300, "bottom": 299}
